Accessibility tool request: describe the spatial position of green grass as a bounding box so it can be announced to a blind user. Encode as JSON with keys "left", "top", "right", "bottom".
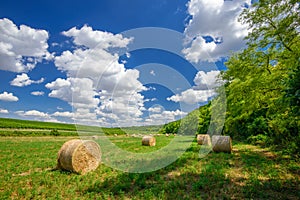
{"left": 0, "top": 118, "right": 162, "bottom": 137}
{"left": 0, "top": 136, "right": 299, "bottom": 199}
{"left": 0, "top": 117, "right": 76, "bottom": 130}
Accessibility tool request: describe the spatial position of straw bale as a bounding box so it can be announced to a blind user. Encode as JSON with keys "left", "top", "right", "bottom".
{"left": 57, "top": 139, "right": 101, "bottom": 174}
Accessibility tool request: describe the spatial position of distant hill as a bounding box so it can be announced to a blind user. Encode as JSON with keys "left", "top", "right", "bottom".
{"left": 0, "top": 117, "right": 162, "bottom": 136}
{"left": 0, "top": 117, "right": 76, "bottom": 131}
{"left": 160, "top": 103, "right": 211, "bottom": 135}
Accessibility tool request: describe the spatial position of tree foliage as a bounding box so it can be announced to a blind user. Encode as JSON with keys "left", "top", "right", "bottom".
{"left": 220, "top": 0, "right": 300, "bottom": 154}
{"left": 160, "top": 103, "right": 211, "bottom": 135}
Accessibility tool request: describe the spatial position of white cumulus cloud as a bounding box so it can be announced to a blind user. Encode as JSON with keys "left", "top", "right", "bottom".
{"left": 0, "top": 18, "right": 52, "bottom": 72}
{"left": 16, "top": 110, "right": 49, "bottom": 118}
{"left": 31, "top": 91, "right": 45, "bottom": 96}
{"left": 0, "top": 91, "right": 19, "bottom": 102}
{"left": 52, "top": 111, "right": 74, "bottom": 118}
{"left": 62, "top": 25, "right": 132, "bottom": 49}
{"left": 167, "top": 70, "right": 220, "bottom": 104}
{"left": 148, "top": 106, "right": 162, "bottom": 113}
{"left": 46, "top": 77, "right": 99, "bottom": 109}
{"left": 144, "top": 109, "right": 187, "bottom": 125}
{"left": 0, "top": 109, "right": 9, "bottom": 114}
{"left": 48, "top": 25, "right": 147, "bottom": 126}
{"left": 167, "top": 88, "right": 215, "bottom": 104}
{"left": 193, "top": 70, "right": 221, "bottom": 90}
{"left": 183, "top": 0, "right": 251, "bottom": 62}
{"left": 11, "top": 73, "right": 44, "bottom": 87}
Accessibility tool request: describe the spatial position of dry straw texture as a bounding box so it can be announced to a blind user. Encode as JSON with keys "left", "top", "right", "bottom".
{"left": 57, "top": 139, "right": 101, "bottom": 174}
{"left": 197, "top": 134, "right": 211, "bottom": 145}
{"left": 142, "top": 136, "right": 156, "bottom": 146}
{"left": 212, "top": 136, "right": 232, "bottom": 153}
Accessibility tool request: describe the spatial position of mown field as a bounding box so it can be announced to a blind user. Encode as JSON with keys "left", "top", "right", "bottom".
{"left": 1, "top": 135, "right": 299, "bottom": 199}
{"left": 0, "top": 118, "right": 161, "bottom": 137}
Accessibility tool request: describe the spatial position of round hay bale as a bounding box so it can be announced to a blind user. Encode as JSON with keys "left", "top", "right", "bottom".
{"left": 212, "top": 136, "right": 232, "bottom": 153}
{"left": 142, "top": 136, "right": 156, "bottom": 146}
{"left": 165, "top": 133, "right": 170, "bottom": 137}
{"left": 197, "top": 134, "right": 211, "bottom": 145}
{"left": 92, "top": 135, "right": 98, "bottom": 140}
{"left": 57, "top": 139, "right": 101, "bottom": 174}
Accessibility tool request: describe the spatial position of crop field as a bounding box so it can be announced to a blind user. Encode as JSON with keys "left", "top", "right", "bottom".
{"left": 1, "top": 135, "right": 299, "bottom": 199}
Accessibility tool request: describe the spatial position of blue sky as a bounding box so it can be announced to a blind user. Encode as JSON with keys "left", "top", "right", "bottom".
{"left": 0, "top": 0, "right": 251, "bottom": 127}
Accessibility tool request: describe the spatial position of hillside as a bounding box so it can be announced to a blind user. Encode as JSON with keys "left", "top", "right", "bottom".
{"left": 0, "top": 117, "right": 162, "bottom": 136}
{"left": 0, "top": 117, "right": 77, "bottom": 130}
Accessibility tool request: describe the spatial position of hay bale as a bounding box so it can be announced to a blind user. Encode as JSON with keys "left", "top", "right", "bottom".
{"left": 197, "top": 134, "right": 211, "bottom": 145}
{"left": 57, "top": 139, "right": 101, "bottom": 174}
{"left": 142, "top": 136, "right": 156, "bottom": 146}
{"left": 92, "top": 135, "right": 98, "bottom": 140}
{"left": 165, "top": 133, "right": 170, "bottom": 137}
{"left": 212, "top": 136, "right": 232, "bottom": 153}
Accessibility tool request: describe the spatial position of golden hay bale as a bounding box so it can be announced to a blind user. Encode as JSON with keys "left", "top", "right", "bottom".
{"left": 57, "top": 139, "right": 101, "bottom": 174}
{"left": 197, "top": 134, "right": 211, "bottom": 145}
{"left": 212, "top": 136, "right": 232, "bottom": 153}
{"left": 92, "top": 135, "right": 98, "bottom": 140}
{"left": 142, "top": 136, "right": 156, "bottom": 146}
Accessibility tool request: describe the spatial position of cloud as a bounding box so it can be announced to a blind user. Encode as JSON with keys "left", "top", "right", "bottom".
{"left": 144, "top": 109, "right": 187, "bottom": 125}
{"left": 145, "top": 98, "right": 157, "bottom": 102}
{"left": 52, "top": 111, "right": 74, "bottom": 118}
{"left": 193, "top": 70, "right": 221, "bottom": 90}
{"left": 148, "top": 106, "right": 162, "bottom": 113}
{"left": 167, "top": 88, "right": 215, "bottom": 104}
{"left": 0, "top": 18, "right": 52, "bottom": 72}
{"left": 150, "top": 70, "right": 156, "bottom": 76}
{"left": 167, "top": 70, "right": 220, "bottom": 104}
{"left": 0, "top": 91, "right": 19, "bottom": 102}
{"left": 31, "top": 91, "right": 45, "bottom": 96}
{"left": 15, "top": 109, "right": 63, "bottom": 123}
{"left": 11, "top": 73, "right": 44, "bottom": 87}
{"left": 16, "top": 110, "right": 49, "bottom": 118}
{"left": 48, "top": 25, "right": 148, "bottom": 126}
{"left": 0, "top": 109, "right": 9, "bottom": 114}
{"left": 57, "top": 106, "right": 63, "bottom": 110}
{"left": 183, "top": 0, "right": 251, "bottom": 62}
{"left": 62, "top": 25, "right": 132, "bottom": 49}
{"left": 46, "top": 77, "right": 99, "bottom": 109}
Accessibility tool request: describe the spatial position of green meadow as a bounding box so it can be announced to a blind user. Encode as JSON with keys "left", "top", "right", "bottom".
{"left": 0, "top": 120, "right": 299, "bottom": 199}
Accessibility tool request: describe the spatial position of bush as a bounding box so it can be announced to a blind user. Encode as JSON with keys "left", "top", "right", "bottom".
{"left": 50, "top": 129, "right": 59, "bottom": 136}
{"left": 247, "top": 134, "right": 268, "bottom": 146}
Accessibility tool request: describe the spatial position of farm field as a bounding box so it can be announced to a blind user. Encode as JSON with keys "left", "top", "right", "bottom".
{"left": 0, "top": 118, "right": 161, "bottom": 137}
{"left": 0, "top": 135, "right": 299, "bottom": 199}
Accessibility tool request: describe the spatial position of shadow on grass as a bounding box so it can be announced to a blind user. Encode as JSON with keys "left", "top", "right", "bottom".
{"left": 84, "top": 144, "right": 300, "bottom": 199}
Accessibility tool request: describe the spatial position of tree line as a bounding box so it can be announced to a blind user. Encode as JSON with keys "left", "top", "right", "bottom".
{"left": 161, "top": 0, "right": 299, "bottom": 156}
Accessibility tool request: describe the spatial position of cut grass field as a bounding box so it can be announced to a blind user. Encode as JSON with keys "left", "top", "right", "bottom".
{"left": 0, "top": 136, "right": 299, "bottom": 199}
{"left": 0, "top": 118, "right": 161, "bottom": 137}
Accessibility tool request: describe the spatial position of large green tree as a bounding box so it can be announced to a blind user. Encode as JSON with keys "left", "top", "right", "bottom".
{"left": 220, "top": 0, "right": 300, "bottom": 154}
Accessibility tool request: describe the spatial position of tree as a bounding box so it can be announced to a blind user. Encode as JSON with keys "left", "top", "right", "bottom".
{"left": 219, "top": 0, "right": 300, "bottom": 154}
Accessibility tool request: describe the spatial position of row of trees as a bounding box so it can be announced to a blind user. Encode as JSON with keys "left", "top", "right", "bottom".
{"left": 218, "top": 0, "right": 299, "bottom": 154}
{"left": 161, "top": 0, "right": 299, "bottom": 155}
